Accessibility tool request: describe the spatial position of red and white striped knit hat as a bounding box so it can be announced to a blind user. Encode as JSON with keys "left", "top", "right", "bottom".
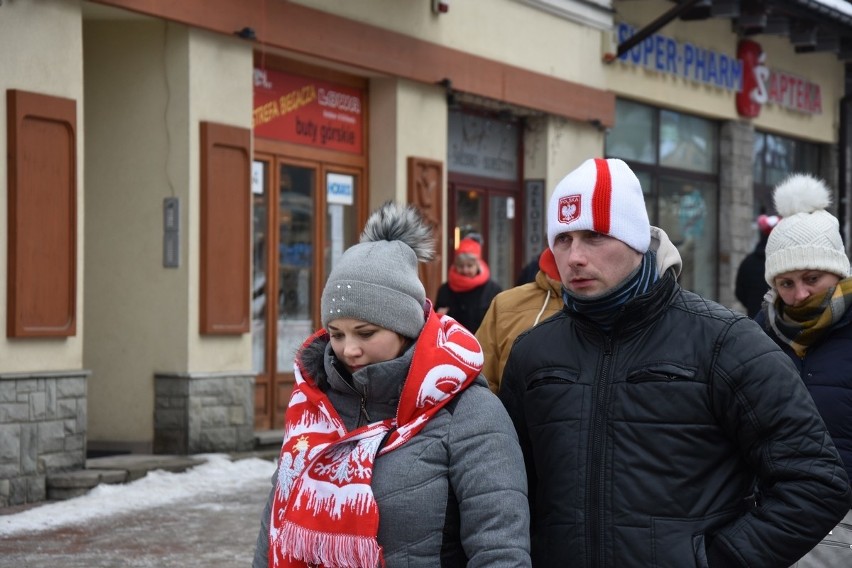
{"left": 547, "top": 158, "right": 650, "bottom": 253}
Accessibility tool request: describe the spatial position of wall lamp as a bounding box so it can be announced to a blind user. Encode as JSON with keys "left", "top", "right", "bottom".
{"left": 587, "top": 118, "right": 609, "bottom": 133}
{"left": 234, "top": 27, "right": 257, "bottom": 41}
{"left": 439, "top": 78, "right": 459, "bottom": 108}
{"left": 432, "top": 0, "right": 450, "bottom": 14}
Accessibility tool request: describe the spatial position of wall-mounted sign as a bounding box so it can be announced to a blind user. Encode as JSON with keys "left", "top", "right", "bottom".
{"left": 448, "top": 111, "right": 519, "bottom": 181}
{"left": 614, "top": 23, "right": 823, "bottom": 117}
{"left": 253, "top": 69, "right": 364, "bottom": 154}
{"left": 326, "top": 172, "right": 354, "bottom": 206}
{"left": 737, "top": 39, "right": 822, "bottom": 117}
{"left": 615, "top": 22, "right": 743, "bottom": 92}
{"left": 524, "top": 179, "right": 546, "bottom": 263}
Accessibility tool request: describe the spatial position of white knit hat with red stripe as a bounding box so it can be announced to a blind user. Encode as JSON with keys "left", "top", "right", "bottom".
{"left": 547, "top": 158, "right": 650, "bottom": 253}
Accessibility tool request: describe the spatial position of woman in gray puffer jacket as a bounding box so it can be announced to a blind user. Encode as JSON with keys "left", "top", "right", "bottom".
{"left": 252, "top": 202, "right": 530, "bottom": 568}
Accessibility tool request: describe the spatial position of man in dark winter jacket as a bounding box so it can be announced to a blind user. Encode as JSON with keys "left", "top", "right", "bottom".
{"left": 735, "top": 213, "right": 779, "bottom": 317}
{"left": 499, "top": 158, "right": 851, "bottom": 568}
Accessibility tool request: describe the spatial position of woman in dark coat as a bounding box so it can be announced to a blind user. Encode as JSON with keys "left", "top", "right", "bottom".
{"left": 756, "top": 173, "right": 852, "bottom": 566}
{"left": 435, "top": 236, "right": 502, "bottom": 333}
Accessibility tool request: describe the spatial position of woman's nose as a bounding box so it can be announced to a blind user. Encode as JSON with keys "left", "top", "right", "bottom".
{"left": 793, "top": 285, "right": 811, "bottom": 304}
{"left": 342, "top": 341, "right": 361, "bottom": 357}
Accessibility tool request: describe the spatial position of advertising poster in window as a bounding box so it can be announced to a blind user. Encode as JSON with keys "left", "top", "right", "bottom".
{"left": 253, "top": 68, "right": 363, "bottom": 154}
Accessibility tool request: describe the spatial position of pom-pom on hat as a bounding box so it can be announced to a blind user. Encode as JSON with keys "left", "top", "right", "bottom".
{"left": 321, "top": 202, "right": 434, "bottom": 339}
{"left": 764, "top": 174, "right": 850, "bottom": 286}
{"left": 547, "top": 158, "right": 650, "bottom": 253}
{"left": 757, "top": 214, "right": 780, "bottom": 237}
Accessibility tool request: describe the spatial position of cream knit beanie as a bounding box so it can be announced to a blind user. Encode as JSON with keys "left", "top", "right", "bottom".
{"left": 547, "top": 158, "right": 650, "bottom": 253}
{"left": 764, "top": 174, "right": 850, "bottom": 286}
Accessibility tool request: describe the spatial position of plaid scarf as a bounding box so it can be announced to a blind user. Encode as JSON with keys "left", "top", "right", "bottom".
{"left": 767, "top": 276, "right": 852, "bottom": 357}
{"left": 268, "top": 309, "right": 483, "bottom": 568}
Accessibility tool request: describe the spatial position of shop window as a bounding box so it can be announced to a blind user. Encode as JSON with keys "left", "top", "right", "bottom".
{"left": 606, "top": 99, "right": 719, "bottom": 300}
{"left": 752, "top": 132, "right": 821, "bottom": 216}
{"left": 607, "top": 99, "right": 655, "bottom": 165}
{"left": 6, "top": 90, "right": 77, "bottom": 338}
{"left": 660, "top": 110, "right": 717, "bottom": 174}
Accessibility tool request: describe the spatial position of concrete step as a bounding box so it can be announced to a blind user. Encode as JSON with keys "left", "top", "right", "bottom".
{"left": 255, "top": 429, "right": 284, "bottom": 449}
{"left": 39, "top": 434, "right": 282, "bottom": 503}
{"left": 45, "top": 455, "right": 204, "bottom": 501}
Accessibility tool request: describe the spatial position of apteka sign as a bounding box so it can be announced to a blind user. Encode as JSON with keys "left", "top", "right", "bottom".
{"left": 736, "top": 39, "right": 822, "bottom": 117}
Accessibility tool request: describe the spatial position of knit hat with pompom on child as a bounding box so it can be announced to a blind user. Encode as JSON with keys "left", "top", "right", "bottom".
{"left": 764, "top": 174, "right": 850, "bottom": 287}
{"left": 321, "top": 202, "right": 435, "bottom": 339}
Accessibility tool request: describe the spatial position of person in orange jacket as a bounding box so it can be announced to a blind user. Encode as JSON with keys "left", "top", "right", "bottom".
{"left": 475, "top": 248, "right": 562, "bottom": 393}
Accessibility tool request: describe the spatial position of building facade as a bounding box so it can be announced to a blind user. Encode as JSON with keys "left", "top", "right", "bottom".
{"left": 1, "top": 0, "right": 850, "bottom": 506}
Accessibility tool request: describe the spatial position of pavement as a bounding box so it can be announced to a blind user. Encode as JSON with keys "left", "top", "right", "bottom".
{"left": 2, "top": 430, "right": 284, "bottom": 513}
{"left": 0, "top": 433, "right": 285, "bottom": 567}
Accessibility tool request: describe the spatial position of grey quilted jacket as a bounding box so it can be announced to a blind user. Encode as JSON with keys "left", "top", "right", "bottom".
{"left": 253, "top": 337, "right": 531, "bottom": 568}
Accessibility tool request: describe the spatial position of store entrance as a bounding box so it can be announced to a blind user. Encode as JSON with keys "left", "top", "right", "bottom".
{"left": 251, "top": 153, "right": 363, "bottom": 430}
{"left": 449, "top": 180, "right": 519, "bottom": 290}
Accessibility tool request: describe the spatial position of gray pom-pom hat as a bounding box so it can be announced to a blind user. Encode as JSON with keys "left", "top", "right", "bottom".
{"left": 321, "top": 202, "right": 435, "bottom": 338}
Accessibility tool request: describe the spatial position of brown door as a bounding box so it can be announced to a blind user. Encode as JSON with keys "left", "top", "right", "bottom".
{"left": 252, "top": 154, "right": 363, "bottom": 430}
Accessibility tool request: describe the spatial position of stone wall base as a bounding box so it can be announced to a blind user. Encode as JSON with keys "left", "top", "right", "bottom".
{"left": 154, "top": 372, "right": 255, "bottom": 455}
{"left": 0, "top": 370, "right": 89, "bottom": 508}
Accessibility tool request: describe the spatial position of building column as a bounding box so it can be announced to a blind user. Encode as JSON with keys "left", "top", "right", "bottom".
{"left": 719, "top": 120, "right": 755, "bottom": 312}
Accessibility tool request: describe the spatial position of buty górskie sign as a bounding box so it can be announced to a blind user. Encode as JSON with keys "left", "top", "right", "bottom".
{"left": 253, "top": 69, "right": 364, "bottom": 154}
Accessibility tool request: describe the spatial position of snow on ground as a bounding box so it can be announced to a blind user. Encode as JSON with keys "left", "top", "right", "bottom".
{"left": 0, "top": 454, "right": 276, "bottom": 537}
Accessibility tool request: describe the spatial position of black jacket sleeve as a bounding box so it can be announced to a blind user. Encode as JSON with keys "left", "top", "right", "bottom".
{"left": 705, "top": 317, "right": 851, "bottom": 566}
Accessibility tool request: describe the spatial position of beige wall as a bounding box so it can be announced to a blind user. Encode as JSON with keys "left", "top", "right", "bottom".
{"left": 84, "top": 19, "right": 253, "bottom": 444}
{"left": 525, "top": 115, "right": 606, "bottom": 202}
{"left": 367, "top": 78, "right": 399, "bottom": 209}
{"left": 292, "top": 0, "right": 609, "bottom": 91}
{"left": 368, "top": 78, "right": 449, "bottom": 267}
{"left": 84, "top": 19, "right": 189, "bottom": 443}
{"left": 609, "top": 0, "right": 842, "bottom": 143}
{"left": 186, "top": 27, "right": 254, "bottom": 372}
{"left": 0, "top": 0, "right": 85, "bottom": 373}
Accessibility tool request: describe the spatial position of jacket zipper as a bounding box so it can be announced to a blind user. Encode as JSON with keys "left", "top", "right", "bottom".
{"left": 358, "top": 394, "right": 371, "bottom": 427}
{"left": 340, "top": 377, "right": 371, "bottom": 428}
{"left": 587, "top": 334, "right": 613, "bottom": 567}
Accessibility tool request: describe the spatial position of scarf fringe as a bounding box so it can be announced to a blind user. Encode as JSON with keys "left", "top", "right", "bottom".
{"left": 279, "top": 521, "right": 382, "bottom": 568}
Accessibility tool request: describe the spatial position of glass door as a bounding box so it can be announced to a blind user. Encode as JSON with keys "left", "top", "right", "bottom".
{"left": 251, "top": 158, "right": 272, "bottom": 429}
{"left": 253, "top": 154, "right": 362, "bottom": 430}
{"left": 450, "top": 184, "right": 518, "bottom": 290}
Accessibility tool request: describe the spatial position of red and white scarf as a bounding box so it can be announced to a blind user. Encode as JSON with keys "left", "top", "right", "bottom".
{"left": 268, "top": 308, "right": 483, "bottom": 568}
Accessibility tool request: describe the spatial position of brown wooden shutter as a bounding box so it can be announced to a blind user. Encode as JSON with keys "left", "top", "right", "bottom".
{"left": 199, "top": 122, "right": 252, "bottom": 335}
{"left": 7, "top": 90, "right": 77, "bottom": 338}
{"left": 407, "top": 157, "right": 443, "bottom": 304}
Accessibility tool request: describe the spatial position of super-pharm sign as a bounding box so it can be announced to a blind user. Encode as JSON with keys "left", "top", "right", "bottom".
{"left": 253, "top": 69, "right": 363, "bottom": 154}
{"left": 615, "top": 23, "right": 822, "bottom": 117}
